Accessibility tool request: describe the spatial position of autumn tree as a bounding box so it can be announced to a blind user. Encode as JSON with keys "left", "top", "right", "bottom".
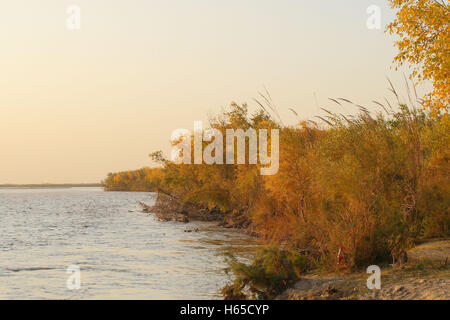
{"left": 387, "top": 0, "right": 449, "bottom": 114}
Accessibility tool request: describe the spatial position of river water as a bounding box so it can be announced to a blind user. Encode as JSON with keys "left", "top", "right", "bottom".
{"left": 0, "top": 187, "right": 255, "bottom": 299}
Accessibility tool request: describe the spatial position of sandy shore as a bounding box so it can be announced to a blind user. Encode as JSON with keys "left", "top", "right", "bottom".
{"left": 278, "top": 240, "right": 449, "bottom": 300}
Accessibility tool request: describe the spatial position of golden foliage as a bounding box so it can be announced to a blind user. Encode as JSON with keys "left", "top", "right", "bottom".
{"left": 387, "top": 0, "right": 450, "bottom": 114}
{"left": 109, "top": 101, "right": 449, "bottom": 270}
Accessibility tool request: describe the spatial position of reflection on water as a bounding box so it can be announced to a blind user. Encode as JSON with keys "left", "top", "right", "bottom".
{"left": 0, "top": 187, "right": 256, "bottom": 299}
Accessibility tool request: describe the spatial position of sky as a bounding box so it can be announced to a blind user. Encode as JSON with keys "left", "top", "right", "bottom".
{"left": 0, "top": 1, "right": 427, "bottom": 184}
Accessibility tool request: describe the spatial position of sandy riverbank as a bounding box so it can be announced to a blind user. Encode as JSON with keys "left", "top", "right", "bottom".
{"left": 277, "top": 240, "right": 449, "bottom": 300}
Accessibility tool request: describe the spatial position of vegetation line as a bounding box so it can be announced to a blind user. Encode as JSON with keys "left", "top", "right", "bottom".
{"left": 103, "top": 0, "right": 449, "bottom": 299}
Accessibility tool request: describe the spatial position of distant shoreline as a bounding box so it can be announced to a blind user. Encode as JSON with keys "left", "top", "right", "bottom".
{"left": 0, "top": 183, "right": 102, "bottom": 189}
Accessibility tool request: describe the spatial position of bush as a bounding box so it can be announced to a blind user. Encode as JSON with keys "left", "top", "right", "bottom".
{"left": 222, "top": 247, "right": 308, "bottom": 299}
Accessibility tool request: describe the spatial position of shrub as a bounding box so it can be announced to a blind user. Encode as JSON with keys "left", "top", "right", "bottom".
{"left": 222, "top": 247, "right": 308, "bottom": 299}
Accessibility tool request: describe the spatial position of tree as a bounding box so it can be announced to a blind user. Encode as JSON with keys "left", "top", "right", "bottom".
{"left": 387, "top": 0, "right": 449, "bottom": 114}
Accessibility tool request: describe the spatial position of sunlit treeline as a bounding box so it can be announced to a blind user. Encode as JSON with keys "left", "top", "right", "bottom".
{"left": 107, "top": 100, "right": 449, "bottom": 270}
{"left": 102, "top": 167, "right": 164, "bottom": 192}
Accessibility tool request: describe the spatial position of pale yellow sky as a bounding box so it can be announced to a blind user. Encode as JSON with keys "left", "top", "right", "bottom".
{"left": 0, "top": 1, "right": 428, "bottom": 183}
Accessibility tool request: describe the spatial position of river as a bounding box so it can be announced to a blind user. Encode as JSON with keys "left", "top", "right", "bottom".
{"left": 0, "top": 187, "right": 255, "bottom": 299}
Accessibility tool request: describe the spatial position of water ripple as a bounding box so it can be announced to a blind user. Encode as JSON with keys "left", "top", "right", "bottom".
{"left": 0, "top": 187, "right": 256, "bottom": 299}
